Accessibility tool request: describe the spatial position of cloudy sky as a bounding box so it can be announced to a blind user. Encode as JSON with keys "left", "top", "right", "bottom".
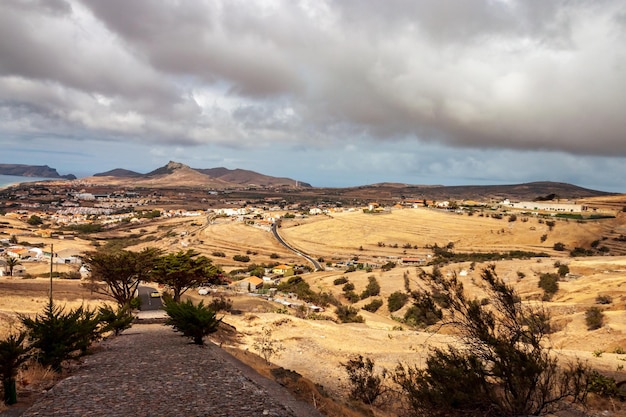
{"left": 1, "top": 0, "right": 625, "bottom": 191}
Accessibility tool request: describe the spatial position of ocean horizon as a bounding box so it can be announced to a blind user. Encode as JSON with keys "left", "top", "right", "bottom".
{"left": 0, "top": 175, "right": 58, "bottom": 190}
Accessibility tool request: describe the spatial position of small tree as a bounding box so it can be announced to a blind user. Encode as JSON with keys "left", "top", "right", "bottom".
{"left": 253, "top": 327, "right": 285, "bottom": 364}
{"left": 162, "top": 297, "right": 221, "bottom": 345}
{"left": 20, "top": 301, "right": 101, "bottom": 371}
{"left": 5, "top": 257, "right": 21, "bottom": 277}
{"left": 393, "top": 265, "right": 589, "bottom": 416}
{"left": 83, "top": 247, "right": 161, "bottom": 307}
{"left": 0, "top": 332, "right": 31, "bottom": 405}
{"left": 343, "top": 355, "right": 387, "bottom": 405}
{"left": 151, "top": 250, "right": 222, "bottom": 302}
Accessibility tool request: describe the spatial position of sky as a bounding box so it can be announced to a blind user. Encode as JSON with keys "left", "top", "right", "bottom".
{"left": 1, "top": 0, "right": 626, "bottom": 192}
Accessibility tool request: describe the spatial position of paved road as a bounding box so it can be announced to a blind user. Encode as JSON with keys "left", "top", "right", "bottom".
{"left": 137, "top": 285, "right": 162, "bottom": 311}
{"left": 17, "top": 324, "right": 323, "bottom": 417}
{"left": 271, "top": 223, "right": 322, "bottom": 270}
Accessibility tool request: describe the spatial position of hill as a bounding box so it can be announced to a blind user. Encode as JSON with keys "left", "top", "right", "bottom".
{"left": 335, "top": 181, "right": 613, "bottom": 202}
{"left": 87, "top": 161, "right": 309, "bottom": 189}
{"left": 0, "top": 164, "right": 76, "bottom": 179}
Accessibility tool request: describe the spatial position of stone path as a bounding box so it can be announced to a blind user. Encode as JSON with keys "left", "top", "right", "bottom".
{"left": 15, "top": 324, "right": 323, "bottom": 417}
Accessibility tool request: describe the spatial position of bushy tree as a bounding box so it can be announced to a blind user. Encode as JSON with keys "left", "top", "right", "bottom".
{"left": 83, "top": 247, "right": 161, "bottom": 307}
{"left": 336, "top": 305, "right": 364, "bottom": 323}
{"left": 163, "top": 297, "right": 221, "bottom": 345}
{"left": 539, "top": 273, "right": 559, "bottom": 300}
{"left": 0, "top": 332, "right": 31, "bottom": 405}
{"left": 393, "top": 265, "right": 589, "bottom": 417}
{"left": 557, "top": 264, "right": 570, "bottom": 277}
{"left": 388, "top": 291, "right": 409, "bottom": 312}
{"left": 151, "top": 250, "right": 222, "bottom": 302}
{"left": 20, "top": 302, "right": 101, "bottom": 371}
{"left": 585, "top": 307, "right": 604, "bottom": 331}
{"left": 361, "top": 276, "right": 381, "bottom": 299}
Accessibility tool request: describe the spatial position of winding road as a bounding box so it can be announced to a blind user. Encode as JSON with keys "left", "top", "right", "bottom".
{"left": 271, "top": 223, "right": 322, "bottom": 271}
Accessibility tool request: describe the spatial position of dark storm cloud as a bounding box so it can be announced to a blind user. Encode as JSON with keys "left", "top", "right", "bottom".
{"left": 1, "top": 0, "right": 626, "bottom": 158}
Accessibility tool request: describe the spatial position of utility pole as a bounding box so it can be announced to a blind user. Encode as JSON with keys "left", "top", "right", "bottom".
{"left": 49, "top": 243, "right": 53, "bottom": 304}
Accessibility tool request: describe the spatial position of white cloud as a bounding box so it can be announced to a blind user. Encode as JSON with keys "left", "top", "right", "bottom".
{"left": 0, "top": 0, "right": 625, "bottom": 192}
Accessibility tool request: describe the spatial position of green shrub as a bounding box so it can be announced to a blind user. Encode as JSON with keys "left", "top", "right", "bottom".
{"left": 20, "top": 301, "right": 101, "bottom": 371}
{"left": 585, "top": 307, "right": 604, "bottom": 331}
{"left": 233, "top": 254, "right": 250, "bottom": 262}
{"left": 557, "top": 264, "right": 570, "bottom": 277}
{"left": 333, "top": 277, "right": 348, "bottom": 285}
{"left": 163, "top": 297, "right": 221, "bottom": 345}
{"left": 362, "top": 299, "right": 383, "bottom": 313}
{"left": 596, "top": 295, "right": 613, "bottom": 305}
{"left": 342, "top": 282, "right": 355, "bottom": 292}
{"left": 336, "top": 305, "right": 364, "bottom": 323}
{"left": 388, "top": 291, "right": 409, "bottom": 312}
{"left": 97, "top": 304, "right": 134, "bottom": 336}
{"left": 538, "top": 273, "right": 559, "bottom": 300}
{"left": 553, "top": 242, "right": 566, "bottom": 251}
{"left": 211, "top": 251, "right": 226, "bottom": 257}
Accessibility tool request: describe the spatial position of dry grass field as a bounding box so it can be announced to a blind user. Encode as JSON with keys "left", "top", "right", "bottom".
{"left": 4, "top": 206, "right": 626, "bottom": 415}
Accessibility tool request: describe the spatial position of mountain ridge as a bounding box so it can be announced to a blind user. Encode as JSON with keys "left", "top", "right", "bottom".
{"left": 87, "top": 161, "right": 311, "bottom": 189}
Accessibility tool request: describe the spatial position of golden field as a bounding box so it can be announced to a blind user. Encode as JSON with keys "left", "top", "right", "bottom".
{"left": 3, "top": 206, "right": 626, "bottom": 415}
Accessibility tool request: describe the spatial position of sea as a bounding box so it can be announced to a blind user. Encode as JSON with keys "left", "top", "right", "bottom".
{"left": 0, "top": 175, "right": 58, "bottom": 190}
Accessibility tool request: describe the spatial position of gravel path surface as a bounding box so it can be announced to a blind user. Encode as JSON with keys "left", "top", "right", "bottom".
{"left": 18, "top": 324, "right": 323, "bottom": 417}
